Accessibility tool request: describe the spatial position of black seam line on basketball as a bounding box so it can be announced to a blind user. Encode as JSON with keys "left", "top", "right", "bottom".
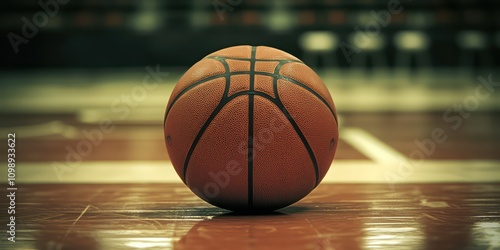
{"left": 247, "top": 46, "right": 257, "bottom": 208}
{"left": 164, "top": 70, "right": 338, "bottom": 125}
{"left": 178, "top": 88, "right": 320, "bottom": 186}
{"left": 272, "top": 61, "right": 320, "bottom": 187}
{"left": 183, "top": 90, "right": 276, "bottom": 181}
{"left": 181, "top": 70, "right": 338, "bottom": 125}
{"left": 205, "top": 55, "right": 303, "bottom": 63}
{"left": 220, "top": 58, "right": 232, "bottom": 98}
{"left": 181, "top": 97, "right": 229, "bottom": 182}
{"left": 283, "top": 76, "right": 338, "bottom": 124}
{"left": 181, "top": 88, "right": 319, "bottom": 186}
{"left": 272, "top": 61, "right": 291, "bottom": 101}
{"left": 164, "top": 56, "right": 240, "bottom": 120}
{"left": 228, "top": 91, "right": 274, "bottom": 100}
{"left": 276, "top": 101, "right": 320, "bottom": 187}
{"left": 181, "top": 58, "right": 232, "bottom": 183}
{"left": 228, "top": 90, "right": 320, "bottom": 187}
{"left": 164, "top": 69, "right": 242, "bottom": 120}
{"left": 165, "top": 75, "right": 225, "bottom": 120}
{"left": 267, "top": 72, "right": 337, "bottom": 125}
{"left": 164, "top": 55, "right": 289, "bottom": 120}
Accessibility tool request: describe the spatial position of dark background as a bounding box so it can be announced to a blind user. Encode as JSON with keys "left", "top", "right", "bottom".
{"left": 2, "top": 0, "right": 499, "bottom": 69}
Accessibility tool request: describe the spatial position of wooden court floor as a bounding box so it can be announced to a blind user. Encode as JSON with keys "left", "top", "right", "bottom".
{"left": 0, "top": 112, "right": 499, "bottom": 249}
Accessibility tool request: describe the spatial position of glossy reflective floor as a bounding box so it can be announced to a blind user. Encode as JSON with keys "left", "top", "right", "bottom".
{"left": 2, "top": 183, "right": 500, "bottom": 250}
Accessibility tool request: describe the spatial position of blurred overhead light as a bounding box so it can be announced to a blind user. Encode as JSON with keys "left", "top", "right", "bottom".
{"left": 299, "top": 31, "right": 339, "bottom": 52}
{"left": 394, "top": 31, "right": 430, "bottom": 51}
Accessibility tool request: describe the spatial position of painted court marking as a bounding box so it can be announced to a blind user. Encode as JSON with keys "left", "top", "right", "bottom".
{"left": 340, "top": 127, "right": 500, "bottom": 184}
{"left": 341, "top": 127, "right": 405, "bottom": 165}
{"left": 7, "top": 160, "right": 500, "bottom": 184}
{"left": 0, "top": 121, "right": 77, "bottom": 138}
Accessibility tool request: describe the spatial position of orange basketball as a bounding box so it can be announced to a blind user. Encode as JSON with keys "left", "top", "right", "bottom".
{"left": 164, "top": 45, "right": 338, "bottom": 212}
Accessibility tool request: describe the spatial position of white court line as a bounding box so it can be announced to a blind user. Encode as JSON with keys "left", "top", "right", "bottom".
{"left": 78, "top": 108, "right": 165, "bottom": 124}
{"left": 341, "top": 127, "right": 416, "bottom": 181}
{"left": 331, "top": 127, "right": 500, "bottom": 184}
{"left": 0, "top": 121, "right": 77, "bottom": 138}
{"left": 341, "top": 127, "right": 405, "bottom": 165}
{"left": 6, "top": 160, "right": 500, "bottom": 184}
{"left": 0, "top": 121, "right": 165, "bottom": 140}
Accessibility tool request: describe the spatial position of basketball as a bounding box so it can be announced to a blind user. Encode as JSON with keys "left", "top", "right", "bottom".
{"left": 164, "top": 45, "right": 338, "bottom": 212}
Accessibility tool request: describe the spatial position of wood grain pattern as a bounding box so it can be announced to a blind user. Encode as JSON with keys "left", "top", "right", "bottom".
{"left": 2, "top": 183, "right": 499, "bottom": 250}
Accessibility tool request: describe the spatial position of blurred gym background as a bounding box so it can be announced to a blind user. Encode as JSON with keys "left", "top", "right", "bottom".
{"left": 1, "top": 0, "right": 499, "bottom": 116}
{"left": 2, "top": 0, "right": 500, "bottom": 68}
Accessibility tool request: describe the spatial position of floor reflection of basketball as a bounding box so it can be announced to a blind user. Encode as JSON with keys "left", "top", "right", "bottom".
{"left": 164, "top": 45, "right": 338, "bottom": 212}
